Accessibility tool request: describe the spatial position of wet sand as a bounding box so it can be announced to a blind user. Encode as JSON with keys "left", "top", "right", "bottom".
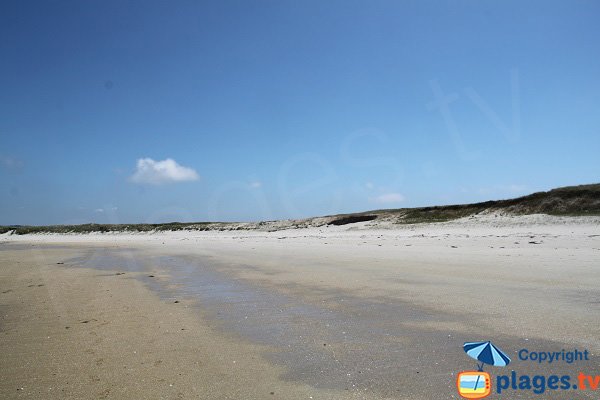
{"left": 1, "top": 215, "right": 599, "bottom": 399}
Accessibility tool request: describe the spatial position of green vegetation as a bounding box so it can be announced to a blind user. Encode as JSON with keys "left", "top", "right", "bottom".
{"left": 0, "top": 222, "right": 220, "bottom": 235}
{"left": 394, "top": 183, "right": 600, "bottom": 224}
{"left": 398, "top": 205, "right": 488, "bottom": 224}
{"left": 328, "top": 215, "right": 377, "bottom": 226}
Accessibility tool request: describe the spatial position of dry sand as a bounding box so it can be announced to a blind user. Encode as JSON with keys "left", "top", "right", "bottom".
{"left": 1, "top": 214, "right": 599, "bottom": 399}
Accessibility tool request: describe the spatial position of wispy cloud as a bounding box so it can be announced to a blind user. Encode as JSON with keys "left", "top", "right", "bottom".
{"left": 130, "top": 158, "right": 199, "bottom": 185}
{"left": 370, "top": 192, "right": 405, "bottom": 204}
{"left": 0, "top": 156, "right": 24, "bottom": 171}
{"left": 94, "top": 207, "right": 117, "bottom": 213}
{"left": 249, "top": 181, "right": 262, "bottom": 188}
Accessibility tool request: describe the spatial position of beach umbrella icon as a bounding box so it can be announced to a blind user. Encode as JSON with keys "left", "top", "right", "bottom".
{"left": 463, "top": 341, "right": 511, "bottom": 371}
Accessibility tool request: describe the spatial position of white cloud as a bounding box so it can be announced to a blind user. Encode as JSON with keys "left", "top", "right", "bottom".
{"left": 507, "top": 184, "right": 527, "bottom": 193}
{"left": 94, "top": 206, "right": 117, "bottom": 213}
{"left": 130, "top": 158, "right": 199, "bottom": 185}
{"left": 249, "top": 181, "right": 262, "bottom": 188}
{"left": 371, "top": 193, "right": 405, "bottom": 204}
{"left": 0, "top": 156, "right": 24, "bottom": 171}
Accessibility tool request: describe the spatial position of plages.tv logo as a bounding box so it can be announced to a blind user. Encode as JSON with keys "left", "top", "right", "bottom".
{"left": 457, "top": 341, "right": 511, "bottom": 399}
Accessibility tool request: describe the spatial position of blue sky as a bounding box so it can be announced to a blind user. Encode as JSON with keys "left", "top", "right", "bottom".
{"left": 1, "top": 0, "right": 599, "bottom": 225}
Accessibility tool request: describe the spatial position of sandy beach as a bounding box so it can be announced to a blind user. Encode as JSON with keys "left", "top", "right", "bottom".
{"left": 1, "top": 214, "right": 599, "bottom": 399}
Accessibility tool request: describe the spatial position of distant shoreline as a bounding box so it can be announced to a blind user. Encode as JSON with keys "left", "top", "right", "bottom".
{"left": 2, "top": 183, "right": 599, "bottom": 234}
